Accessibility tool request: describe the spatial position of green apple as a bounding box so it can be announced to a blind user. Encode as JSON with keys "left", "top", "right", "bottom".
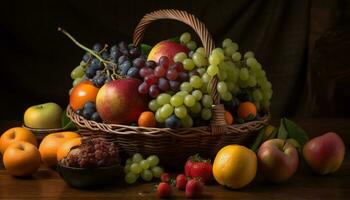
{"left": 24, "top": 102, "right": 63, "bottom": 129}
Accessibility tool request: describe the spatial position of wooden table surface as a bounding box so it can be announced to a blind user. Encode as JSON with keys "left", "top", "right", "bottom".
{"left": 0, "top": 119, "right": 349, "bottom": 200}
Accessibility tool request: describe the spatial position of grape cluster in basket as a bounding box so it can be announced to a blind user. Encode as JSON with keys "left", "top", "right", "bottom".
{"left": 141, "top": 32, "right": 272, "bottom": 128}
{"left": 65, "top": 27, "right": 272, "bottom": 128}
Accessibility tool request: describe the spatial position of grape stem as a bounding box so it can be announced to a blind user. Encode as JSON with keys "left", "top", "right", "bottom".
{"left": 58, "top": 27, "right": 123, "bottom": 80}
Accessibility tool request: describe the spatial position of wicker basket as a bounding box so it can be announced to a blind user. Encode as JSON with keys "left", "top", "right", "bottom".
{"left": 67, "top": 9, "right": 269, "bottom": 166}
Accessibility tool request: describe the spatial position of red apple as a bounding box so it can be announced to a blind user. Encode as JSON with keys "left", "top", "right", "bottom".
{"left": 96, "top": 78, "right": 148, "bottom": 124}
{"left": 258, "top": 139, "right": 299, "bottom": 182}
{"left": 303, "top": 132, "right": 345, "bottom": 175}
{"left": 147, "top": 41, "right": 189, "bottom": 64}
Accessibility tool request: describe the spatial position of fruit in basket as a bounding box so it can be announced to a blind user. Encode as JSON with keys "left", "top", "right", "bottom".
{"left": 237, "top": 101, "right": 257, "bottom": 121}
{"left": 303, "top": 132, "right": 345, "bottom": 175}
{"left": 24, "top": 102, "right": 63, "bottom": 129}
{"left": 186, "top": 178, "right": 204, "bottom": 198}
{"left": 96, "top": 78, "right": 148, "bottom": 124}
{"left": 224, "top": 111, "right": 234, "bottom": 125}
{"left": 213, "top": 145, "right": 257, "bottom": 189}
{"left": 39, "top": 132, "right": 80, "bottom": 166}
{"left": 138, "top": 111, "right": 157, "bottom": 127}
{"left": 257, "top": 139, "right": 299, "bottom": 182}
{"left": 157, "top": 182, "right": 172, "bottom": 198}
{"left": 3, "top": 141, "right": 41, "bottom": 176}
{"left": 70, "top": 81, "right": 99, "bottom": 111}
{"left": 57, "top": 137, "right": 82, "bottom": 161}
{"left": 147, "top": 41, "right": 189, "bottom": 65}
{"left": 75, "top": 101, "right": 102, "bottom": 122}
{"left": 184, "top": 154, "right": 212, "bottom": 184}
{"left": 0, "top": 127, "right": 37, "bottom": 154}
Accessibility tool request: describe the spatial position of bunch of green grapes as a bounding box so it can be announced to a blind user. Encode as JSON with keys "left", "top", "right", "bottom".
{"left": 124, "top": 153, "right": 163, "bottom": 184}
{"left": 212, "top": 38, "right": 273, "bottom": 110}
{"left": 147, "top": 37, "right": 213, "bottom": 128}
{"left": 70, "top": 61, "right": 87, "bottom": 88}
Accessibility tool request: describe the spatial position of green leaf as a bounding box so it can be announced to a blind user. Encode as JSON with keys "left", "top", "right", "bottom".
{"left": 140, "top": 44, "right": 152, "bottom": 55}
{"left": 267, "top": 128, "right": 278, "bottom": 140}
{"left": 283, "top": 118, "right": 309, "bottom": 147}
{"left": 251, "top": 132, "right": 264, "bottom": 152}
{"left": 61, "top": 109, "right": 77, "bottom": 130}
{"left": 61, "top": 110, "right": 70, "bottom": 127}
{"left": 277, "top": 119, "right": 288, "bottom": 140}
{"left": 246, "top": 113, "right": 256, "bottom": 121}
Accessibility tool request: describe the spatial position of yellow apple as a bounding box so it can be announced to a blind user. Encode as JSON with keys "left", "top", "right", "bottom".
{"left": 24, "top": 102, "right": 63, "bottom": 129}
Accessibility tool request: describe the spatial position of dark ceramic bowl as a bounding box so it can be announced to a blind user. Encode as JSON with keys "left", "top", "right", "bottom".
{"left": 22, "top": 125, "right": 66, "bottom": 143}
{"left": 57, "top": 163, "right": 123, "bottom": 189}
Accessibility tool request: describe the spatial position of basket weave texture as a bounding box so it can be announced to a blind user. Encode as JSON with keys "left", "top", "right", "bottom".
{"left": 67, "top": 9, "right": 270, "bottom": 165}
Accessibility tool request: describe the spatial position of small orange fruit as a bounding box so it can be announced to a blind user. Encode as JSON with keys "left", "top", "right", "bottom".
{"left": 3, "top": 141, "right": 41, "bottom": 176}
{"left": 213, "top": 145, "right": 257, "bottom": 189}
{"left": 138, "top": 111, "right": 157, "bottom": 127}
{"left": 57, "top": 137, "right": 82, "bottom": 161}
{"left": 224, "top": 111, "right": 234, "bottom": 125}
{"left": 237, "top": 102, "right": 257, "bottom": 120}
{"left": 69, "top": 81, "right": 99, "bottom": 111}
{"left": 0, "top": 127, "right": 37, "bottom": 154}
{"left": 39, "top": 132, "right": 80, "bottom": 166}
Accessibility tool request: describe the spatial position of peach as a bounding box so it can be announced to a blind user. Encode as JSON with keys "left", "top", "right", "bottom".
{"left": 39, "top": 132, "right": 80, "bottom": 166}
{"left": 3, "top": 141, "right": 41, "bottom": 176}
{"left": 0, "top": 127, "right": 37, "bottom": 154}
{"left": 57, "top": 137, "right": 82, "bottom": 161}
{"left": 303, "top": 132, "right": 345, "bottom": 175}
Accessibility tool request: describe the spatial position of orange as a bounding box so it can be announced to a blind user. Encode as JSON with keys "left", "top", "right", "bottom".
{"left": 69, "top": 81, "right": 99, "bottom": 111}
{"left": 213, "top": 144, "right": 257, "bottom": 189}
{"left": 0, "top": 127, "right": 37, "bottom": 154}
{"left": 39, "top": 132, "right": 80, "bottom": 166}
{"left": 237, "top": 101, "right": 257, "bottom": 120}
{"left": 3, "top": 141, "right": 41, "bottom": 176}
{"left": 224, "top": 111, "right": 234, "bottom": 125}
{"left": 138, "top": 111, "right": 157, "bottom": 127}
{"left": 57, "top": 137, "right": 81, "bottom": 161}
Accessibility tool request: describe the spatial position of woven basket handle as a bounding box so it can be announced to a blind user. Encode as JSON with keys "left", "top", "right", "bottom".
{"left": 133, "top": 9, "right": 227, "bottom": 134}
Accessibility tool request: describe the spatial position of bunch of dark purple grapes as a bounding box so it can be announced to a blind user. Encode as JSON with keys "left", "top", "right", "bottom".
{"left": 76, "top": 101, "right": 102, "bottom": 123}
{"left": 62, "top": 137, "right": 118, "bottom": 168}
{"left": 81, "top": 42, "right": 145, "bottom": 88}
{"left": 138, "top": 56, "right": 199, "bottom": 98}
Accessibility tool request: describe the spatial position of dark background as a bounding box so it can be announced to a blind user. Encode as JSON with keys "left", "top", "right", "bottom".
{"left": 0, "top": 0, "right": 349, "bottom": 120}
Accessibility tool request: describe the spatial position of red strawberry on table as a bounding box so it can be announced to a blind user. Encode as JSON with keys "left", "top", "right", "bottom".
{"left": 186, "top": 178, "right": 204, "bottom": 198}
{"left": 184, "top": 154, "right": 212, "bottom": 184}
{"left": 176, "top": 174, "right": 187, "bottom": 190}
{"left": 157, "top": 182, "right": 172, "bottom": 198}
{"left": 160, "top": 172, "right": 171, "bottom": 183}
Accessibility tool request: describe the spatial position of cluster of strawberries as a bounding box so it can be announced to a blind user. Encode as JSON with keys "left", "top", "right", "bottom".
{"left": 156, "top": 154, "right": 212, "bottom": 198}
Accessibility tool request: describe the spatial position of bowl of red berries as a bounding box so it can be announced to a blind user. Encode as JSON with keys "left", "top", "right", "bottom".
{"left": 57, "top": 137, "right": 123, "bottom": 189}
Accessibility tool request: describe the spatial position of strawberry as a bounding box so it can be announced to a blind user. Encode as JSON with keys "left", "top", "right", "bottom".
{"left": 191, "top": 162, "right": 212, "bottom": 183}
{"left": 184, "top": 159, "right": 194, "bottom": 176}
{"left": 184, "top": 154, "right": 212, "bottom": 184}
{"left": 157, "top": 182, "right": 172, "bottom": 198}
{"left": 160, "top": 172, "right": 171, "bottom": 183}
{"left": 185, "top": 178, "right": 204, "bottom": 198}
{"left": 175, "top": 174, "right": 187, "bottom": 190}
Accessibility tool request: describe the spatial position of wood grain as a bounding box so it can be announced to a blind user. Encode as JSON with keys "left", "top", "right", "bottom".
{"left": 0, "top": 119, "right": 349, "bottom": 199}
